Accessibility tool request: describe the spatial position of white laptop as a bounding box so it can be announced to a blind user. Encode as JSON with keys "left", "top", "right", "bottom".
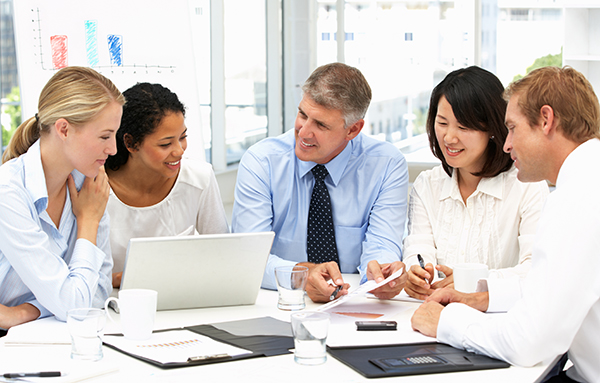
{"left": 119, "top": 232, "right": 275, "bottom": 311}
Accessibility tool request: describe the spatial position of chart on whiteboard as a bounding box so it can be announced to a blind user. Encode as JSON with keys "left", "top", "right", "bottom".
{"left": 12, "top": 0, "right": 206, "bottom": 158}
{"left": 24, "top": 7, "right": 177, "bottom": 76}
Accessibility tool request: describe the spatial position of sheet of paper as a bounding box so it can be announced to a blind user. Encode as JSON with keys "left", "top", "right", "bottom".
{"left": 4, "top": 316, "right": 70, "bottom": 346}
{"left": 0, "top": 367, "right": 120, "bottom": 383}
{"left": 325, "top": 300, "right": 402, "bottom": 325}
{"left": 311, "top": 269, "right": 434, "bottom": 348}
{"left": 326, "top": 321, "right": 434, "bottom": 348}
{"left": 367, "top": 290, "right": 424, "bottom": 303}
{"left": 324, "top": 297, "right": 434, "bottom": 348}
{"left": 317, "top": 267, "right": 404, "bottom": 312}
{"left": 47, "top": 366, "right": 119, "bottom": 383}
{"left": 0, "top": 340, "right": 120, "bottom": 383}
{"left": 103, "top": 330, "right": 251, "bottom": 364}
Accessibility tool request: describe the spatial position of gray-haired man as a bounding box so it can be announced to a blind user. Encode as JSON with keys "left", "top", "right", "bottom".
{"left": 233, "top": 63, "right": 409, "bottom": 302}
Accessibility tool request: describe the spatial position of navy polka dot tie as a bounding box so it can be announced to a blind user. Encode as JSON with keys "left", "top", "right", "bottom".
{"left": 307, "top": 165, "right": 339, "bottom": 265}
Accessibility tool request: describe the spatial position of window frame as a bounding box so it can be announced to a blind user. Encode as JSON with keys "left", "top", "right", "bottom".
{"left": 210, "top": 0, "right": 283, "bottom": 173}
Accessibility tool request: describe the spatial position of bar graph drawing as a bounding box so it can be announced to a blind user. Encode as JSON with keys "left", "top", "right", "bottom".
{"left": 84, "top": 20, "right": 99, "bottom": 67}
{"left": 107, "top": 34, "right": 123, "bottom": 67}
{"left": 13, "top": 0, "right": 206, "bottom": 161}
{"left": 49, "top": 34, "right": 68, "bottom": 69}
{"left": 29, "top": 7, "right": 176, "bottom": 72}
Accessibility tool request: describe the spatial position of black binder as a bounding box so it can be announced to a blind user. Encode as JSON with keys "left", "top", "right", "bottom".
{"left": 103, "top": 317, "right": 294, "bottom": 369}
{"left": 328, "top": 342, "right": 510, "bottom": 378}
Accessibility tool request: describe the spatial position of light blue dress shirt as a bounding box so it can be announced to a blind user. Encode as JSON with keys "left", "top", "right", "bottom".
{"left": 232, "top": 130, "right": 408, "bottom": 290}
{"left": 0, "top": 140, "right": 113, "bottom": 322}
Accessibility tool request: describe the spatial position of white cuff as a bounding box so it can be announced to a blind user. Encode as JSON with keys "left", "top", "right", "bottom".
{"left": 478, "top": 278, "right": 522, "bottom": 313}
{"left": 438, "top": 303, "right": 486, "bottom": 349}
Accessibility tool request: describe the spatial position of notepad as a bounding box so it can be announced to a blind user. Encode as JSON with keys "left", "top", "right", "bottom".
{"left": 103, "top": 330, "right": 252, "bottom": 364}
{"left": 3, "top": 316, "right": 70, "bottom": 346}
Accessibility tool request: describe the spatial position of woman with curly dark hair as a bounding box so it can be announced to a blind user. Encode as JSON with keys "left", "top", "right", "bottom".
{"left": 106, "top": 83, "right": 228, "bottom": 288}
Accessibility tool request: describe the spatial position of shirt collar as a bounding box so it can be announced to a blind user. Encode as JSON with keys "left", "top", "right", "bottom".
{"left": 439, "top": 167, "right": 504, "bottom": 201}
{"left": 556, "top": 138, "right": 600, "bottom": 188}
{"left": 22, "top": 140, "right": 86, "bottom": 214}
{"left": 297, "top": 140, "right": 353, "bottom": 186}
{"left": 23, "top": 140, "right": 49, "bottom": 214}
{"left": 477, "top": 171, "right": 504, "bottom": 199}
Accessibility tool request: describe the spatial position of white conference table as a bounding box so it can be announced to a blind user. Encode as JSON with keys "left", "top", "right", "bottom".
{"left": 1, "top": 275, "right": 552, "bottom": 383}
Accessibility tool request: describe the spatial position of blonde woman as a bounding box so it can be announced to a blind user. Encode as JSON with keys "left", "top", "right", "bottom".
{"left": 0, "top": 67, "right": 123, "bottom": 331}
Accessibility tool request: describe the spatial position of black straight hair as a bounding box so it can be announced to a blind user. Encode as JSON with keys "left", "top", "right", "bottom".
{"left": 426, "top": 66, "right": 512, "bottom": 178}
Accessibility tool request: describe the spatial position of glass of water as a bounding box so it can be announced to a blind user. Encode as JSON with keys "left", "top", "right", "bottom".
{"left": 290, "top": 311, "right": 330, "bottom": 365}
{"left": 67, "top": 308, "right": 106, "bottom": 361}
{"left": 275, "top": 266, "right": 308, "bottom": 310}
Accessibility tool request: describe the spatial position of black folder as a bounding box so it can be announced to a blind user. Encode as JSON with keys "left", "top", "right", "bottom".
{"left": 328, "top": 342, "right": 510, "bottom": 378}
{"left": 103, "top": 317, "right": 294, "bottom": 369}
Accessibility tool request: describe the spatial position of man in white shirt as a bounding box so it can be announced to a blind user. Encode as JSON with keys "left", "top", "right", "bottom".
{"left": 411, "top": 66, "right": 600, "bottom": 383}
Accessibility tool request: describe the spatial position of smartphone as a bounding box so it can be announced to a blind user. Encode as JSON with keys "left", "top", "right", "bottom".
{"left": 355, "top": 321, "right": 397, "bottom": 331}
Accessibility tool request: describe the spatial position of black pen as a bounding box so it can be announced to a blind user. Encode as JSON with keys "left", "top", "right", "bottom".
{"left": 417, "top": 254, "right": 430, "bottom": 285}
{"left": 330, "top": 285, "right": 342, "bottom": 301}
{"left": 3, "top": 372, "right": 62, "bottom": 378}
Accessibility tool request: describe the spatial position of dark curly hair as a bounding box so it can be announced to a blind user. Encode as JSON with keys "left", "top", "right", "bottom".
{"left": 426, "top": 66, "right": 512, "bottom": 178}
{"left": 106, "top": 82, "right": 186, "bottom": 171}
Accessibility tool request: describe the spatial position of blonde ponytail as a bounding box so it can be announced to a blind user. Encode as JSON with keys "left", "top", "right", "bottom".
{"left": 1, "top": 66, "right": 124, "bottom": 164}
{"left": 2, "top": 117, "right": 40, "bottom": 163}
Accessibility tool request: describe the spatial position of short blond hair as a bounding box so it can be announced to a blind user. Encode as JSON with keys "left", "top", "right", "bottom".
{"left": 504, "top": 66, "right": 600, "bottom": 143}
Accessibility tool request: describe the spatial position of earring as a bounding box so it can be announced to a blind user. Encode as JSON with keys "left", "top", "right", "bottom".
{"left": 490, "top": 135, "right": 495, "bottom": 140}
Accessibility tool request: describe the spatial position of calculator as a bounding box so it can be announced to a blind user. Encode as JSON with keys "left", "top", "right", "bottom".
{"left": 370, "top": 355, "right": 448, "bottom": 371}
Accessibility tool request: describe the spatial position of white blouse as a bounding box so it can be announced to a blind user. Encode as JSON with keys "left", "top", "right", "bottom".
{"left": 403, "top": 165, "right": 549, "bottom": 280}
{"left": 107, "top": 158, "right": 230, "bottom": 273}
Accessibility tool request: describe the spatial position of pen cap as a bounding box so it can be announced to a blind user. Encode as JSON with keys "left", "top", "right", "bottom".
{"left": 40, "top": 372, "right": 62, "bottom": 377}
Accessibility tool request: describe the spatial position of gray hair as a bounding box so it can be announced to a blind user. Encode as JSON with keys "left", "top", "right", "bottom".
{"left": 301, "top": 62, "right": 372, "bottom": 128}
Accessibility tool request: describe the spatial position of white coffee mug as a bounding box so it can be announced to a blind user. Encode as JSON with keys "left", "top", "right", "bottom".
{"left": 453, "top": 263, "right": 489, "bottom": 293}
{"left": 105, "top": 289, "right": 157, "bottom": 340}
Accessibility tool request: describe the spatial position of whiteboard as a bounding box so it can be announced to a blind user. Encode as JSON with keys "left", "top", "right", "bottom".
{"left": 13, "top": 0, "right": 205, "bottom": 160}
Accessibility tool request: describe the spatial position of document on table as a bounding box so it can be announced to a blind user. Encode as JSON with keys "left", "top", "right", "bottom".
{"left": 103, "top": 330, "right": 252, "bottom": 364}
{"left": 367, "top": 289, "right": 424, "bottom": 303}
{"left": 3, "top": 316, "right": 70, "bottom": 346}
{"left": 0, "top": 367, "right": 120, "bottom": 383}
{"left": 317, "top": 268, "right": 404, "bottom": 313}
{"left": 311, "top": 268, "right": 434, "bottom": 347}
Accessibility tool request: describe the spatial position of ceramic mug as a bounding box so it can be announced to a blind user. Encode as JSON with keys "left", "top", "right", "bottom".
{"left": 105, "top": 289, "right": 157, "bottom": 340}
